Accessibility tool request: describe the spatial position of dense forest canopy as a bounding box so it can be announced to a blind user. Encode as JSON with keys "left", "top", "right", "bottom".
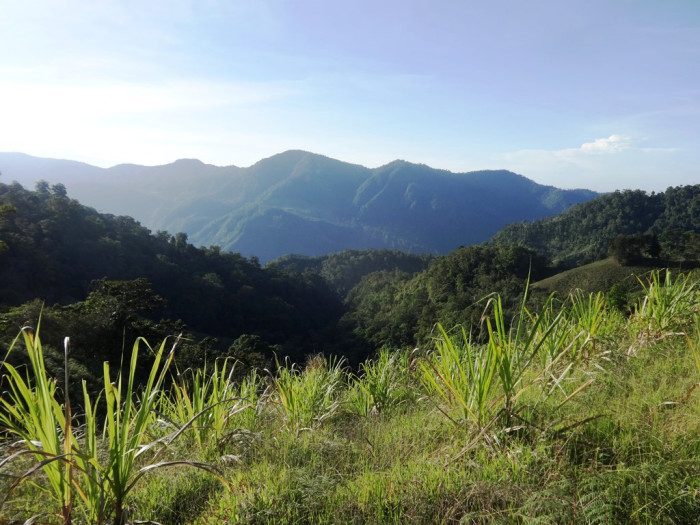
{"left": 343, "top": 244, "right": 548, "bottom": 348}
{"left": 267, "top": 249, "right": 432, "bottom": 297}
{"left": 492, "top": 185, "right": 700, "bottom": 268}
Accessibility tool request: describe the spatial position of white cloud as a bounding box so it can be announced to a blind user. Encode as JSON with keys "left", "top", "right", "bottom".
{"left": 499, "top": 134, "right": 689, "bottom": 191}
{"left": 579, "top": 134, "right": 632, "bottom": 153}
{"left": 503, "top": 134, "right": 636, "bottom": 168}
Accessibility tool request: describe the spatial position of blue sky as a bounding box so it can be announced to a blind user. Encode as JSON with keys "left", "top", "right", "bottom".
{"left": 0, "top": 0, "right": 698, "bottom": 191}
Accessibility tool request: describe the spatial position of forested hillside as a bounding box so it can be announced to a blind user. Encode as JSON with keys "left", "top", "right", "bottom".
{"left": 2, "top": 181, "right": 698, "bottom": 377}
{"left": 343, "top": 244, "right": 548, "bottom": 347}
{"left": 268, "top": 249, "right": 432, "bottom": 296}
{"left": 0, "top": 180, "right": 699, "bottom": 525}
{"left": 493, "top": 185, "right": 700, "bottom": 268}
{"left": 0, "top": 181, "right": 354, "bottom": 368}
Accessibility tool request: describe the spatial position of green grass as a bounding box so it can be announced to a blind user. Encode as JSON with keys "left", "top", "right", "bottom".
{"left": 346, "top": 347, "right": 415, "bottom": 417}
{"left": 532, "top": 257, "right": 656, "bottom": 295}
{"left": 0, "top": 335, "right": 222, "bottom": 524}
{"left": 1, "top": 270, "right": 698, "bottom": 524}
{"left": 158, "top": 359, "right": 261, "bottom": 457}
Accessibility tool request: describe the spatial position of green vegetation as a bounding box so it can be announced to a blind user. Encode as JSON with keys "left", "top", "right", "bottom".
{"left": 493, "top": 185, "right": 699, "bottom": 268}
{"left": 0, "top": 332, "right": 218, "bottom": 524}
{"left": 158, "top": 360, "right": 260, "bottom": 457}
{"left": 268, "top": 249, "right": 432, "bottom": 297}
{"left": 0, "top": 177, "right": 697, "bottom": 522}
{"left": 1, "top": 270, "right": 698, "bottom": 523}
{"left": 532, "top": 257, "right": 655, "bottom": 295}
{"left": 344, "top": 244, "right": 548, "bottom": 347}
{"left": 0, "top": 181, "right": 358, "bottom": 373}
{"left": 2, "top": 182, "right": 696, "bottom": 374}
{"left": 273, "top": 356, "right": 345, "bottom": 433}
{"left": 346, "top": 348, "right": 414, "bottom": 417}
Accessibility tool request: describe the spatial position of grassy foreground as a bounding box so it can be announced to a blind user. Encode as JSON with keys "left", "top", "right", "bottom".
{"left": 1, "top": 271, "right": 699, "bottom": 524}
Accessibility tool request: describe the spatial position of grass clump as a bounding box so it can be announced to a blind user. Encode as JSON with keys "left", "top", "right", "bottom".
{"left": 0, "top": 329, "right": 75, "bottom": 523}
{"left": 273, "top": 355, "right": 344, "bottom": 433}
{"left": 635, "top": 269, "right": 698, "bottom": 333}
{"left": 159, "top": 359, "right": 260, "bottom": 456}
{"left": 0, "top": 333, "right": 223, "bottom": 524}
{"left": 346, "top": 348, "right": 415, "bottom": 417}
{"left": 420, "top": 324, "right": 497, "bottom": 427}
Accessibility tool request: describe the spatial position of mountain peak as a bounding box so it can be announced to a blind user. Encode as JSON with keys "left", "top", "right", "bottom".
{"left": 378, "top": 159, "right": 421, "bottom": 170}
{"left": 172, "top": 158, "right": 205, "bottom": 166}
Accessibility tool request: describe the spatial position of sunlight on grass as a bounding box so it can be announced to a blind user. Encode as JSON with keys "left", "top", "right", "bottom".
{"left": 1, "top": 271, "right": 699, "bottom": 523}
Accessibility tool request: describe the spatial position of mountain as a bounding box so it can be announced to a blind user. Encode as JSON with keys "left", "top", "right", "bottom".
{"left": 0, "top": 152, "right": 241, "bottom": 231}
{"left": 492, "top": 185, "right": 700, "bottom": 268}
{"left": 0, "top": 150, "right": 598, "bottom": 261}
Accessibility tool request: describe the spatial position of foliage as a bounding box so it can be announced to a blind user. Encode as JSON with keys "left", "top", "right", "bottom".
{"left": 0, "top": 181, "right": 352, "bottom": 368}
{"left": 273, "top": 356, "right": 345, "bottom": 432}
{"left": 2, "top": 151, "right": 597, "bottom": 261}
{"left": 609, "top": 233, "right": 661, "bottom": 264}
{"left": 346, "top": 348, "right": 415, "bottom": 417}
{"left": 531, "top": 256, "right": 655, "bottom": 300}
{"left": 225, "top": 334, "right": 281, "bottom": 377}
{"left": 345, "top": 244, "right": 547, "bottom": 347}
{"left": 1, "top": 272, "right": 699, "bottom": 523}
{"left": 633, "top": 269, "right": 699, "bottom": 333}
{"left": 493, "top": 185, "right": 699, "bottom": 268}
{"left": 268, "top": 249, "right": 432, "bottom": 297}
{"left": 0, "top": 329, "right": 74, "bottom": 522}
{"left": 420, "top": 324, "right": 498, "bottom": 426}
{"left": 0, "top": 332, "right": 221, "bottom": 524}
{"left": 159, "top": 360, "right": 260, "bottom": 455}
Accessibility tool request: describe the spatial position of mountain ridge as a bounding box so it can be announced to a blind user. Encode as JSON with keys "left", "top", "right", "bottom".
{"left": 0, "top": 150, "right": 598, "bottom": 261}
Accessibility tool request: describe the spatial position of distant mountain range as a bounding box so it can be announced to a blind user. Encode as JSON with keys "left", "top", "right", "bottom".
{"left": 0, "top": 150, "right": 597, "bottom": 261}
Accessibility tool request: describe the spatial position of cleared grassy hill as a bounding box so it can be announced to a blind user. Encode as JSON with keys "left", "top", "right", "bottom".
{"left": 532, "top": 257, "right": 656, "bottom": 295}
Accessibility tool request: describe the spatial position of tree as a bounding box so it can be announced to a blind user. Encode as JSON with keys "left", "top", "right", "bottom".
{"left": 50, "top": 183, "right": 67, "bottom": 197}
{"left": 83, "top": 278, "right": 166, "bottom": 325}
{"left": 0, "top": 204, "right": 15, "bottom": 256}
{"left": 35, "top": 180, "right": 50, "bottom": 194}
{"left": 173, "top": 232, "right": 188, "bottom": 248}
{"left": 227, "top": 334, "right": 280, "bottom": 375}
{"left": 609, "top": 233, "right": 662, "bottom": 265}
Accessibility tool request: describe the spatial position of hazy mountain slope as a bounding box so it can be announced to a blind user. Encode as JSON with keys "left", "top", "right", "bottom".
{"left": 0, "top": 152, "right": 241, "bottom": 227}
{"left": 0, "top": 150, "right": 598, "bottom": 261}
{"left": 352, "top": 162, "right": 594, "bottom": 252}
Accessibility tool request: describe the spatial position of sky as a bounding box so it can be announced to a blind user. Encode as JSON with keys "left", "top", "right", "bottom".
{"left": 0, "top": 0, "right": 698, "bottom": 191}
